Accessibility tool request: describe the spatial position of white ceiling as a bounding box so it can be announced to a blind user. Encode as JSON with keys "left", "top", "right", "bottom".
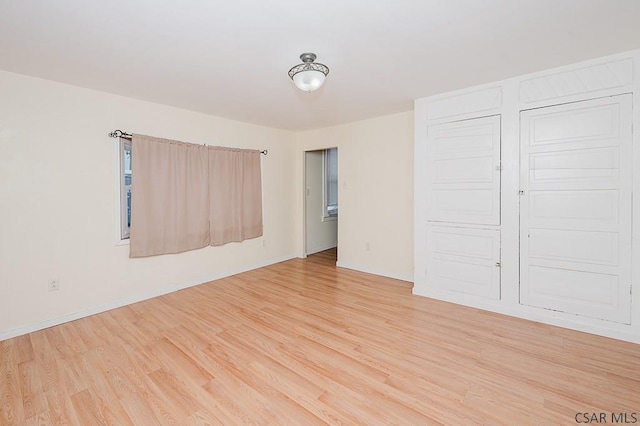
{"left": 1, "top": 1, "right": 640, "bottom": 131}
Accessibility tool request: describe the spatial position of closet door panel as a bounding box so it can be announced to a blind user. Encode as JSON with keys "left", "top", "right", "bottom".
{"left": 426, "top": 115, "right": 501, "bottom": 225}
{"left": 520, "top": 95, "right": 632, "bottom": 324}
{"left": 528, "top": 228, "right": 619, "bottom": 266}
{"left": 529, "top": 146, "right": 620, "bottom": 187}
{"left": 427, "top": 226, "right": 500, "bottom": 299}
{"left": 528, "top": 189, "right": 619, "bottom": 230}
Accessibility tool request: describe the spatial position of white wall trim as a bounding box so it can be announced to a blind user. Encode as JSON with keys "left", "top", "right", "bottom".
{"left": 415, "top": 288, "right": 640, "bottom": 344}
{"left": 519, "top": 58, "right": 633, "bottom": 104}
{"left": 0, "top": 254, "right": 297, "bottom": 342}
{"left": 337, "top": 261, "right": 414, "bottom": 283}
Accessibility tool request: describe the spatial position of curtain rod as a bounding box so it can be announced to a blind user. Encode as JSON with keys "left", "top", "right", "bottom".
{"left": 108, "top": 129, "right": 268, "bottom": 155}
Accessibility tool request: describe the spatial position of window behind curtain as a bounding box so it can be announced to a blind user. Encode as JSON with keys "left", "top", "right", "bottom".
{"left": 324, "top": 147, "right": 338, "bottom": 218}
{"left": 209, "top": 147, "right": 263, "bottom": 246}
{"left": 129, "top": 135, "right": 210, "bottom": 258}
{"left": 126, "top": 134, "right": 263, "bottom": 258}
{"left": 120, "top": 138, "right": 132, "bottom": 240}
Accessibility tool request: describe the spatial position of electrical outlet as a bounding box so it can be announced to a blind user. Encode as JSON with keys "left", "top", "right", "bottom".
{"left": 365, "top": 242, "right": 371, "bottom": 252}
{"left": 48, "top": 279, "right": 60, "bottom": 292}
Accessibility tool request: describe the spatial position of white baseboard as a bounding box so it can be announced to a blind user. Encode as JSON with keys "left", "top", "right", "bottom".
{"left": 306, "top": 243, "right": 337, "bottom": 255}
{"left": 0, "top": 254, "right": 297, "bottom": 342}
{"left": 413, "top": 287, "right": 640, "bottom": 345}
{"left": 336, "top": 261, "right": 414, "bottom": 283}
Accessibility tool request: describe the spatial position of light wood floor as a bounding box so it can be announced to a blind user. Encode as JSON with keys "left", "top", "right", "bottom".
{"left": 2, "top": 248, "right": 639, "bottom": 425}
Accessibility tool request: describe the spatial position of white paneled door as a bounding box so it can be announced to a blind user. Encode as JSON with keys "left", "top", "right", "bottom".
{"left": 427, "top": 226, "right": 501, "bottom": 299}
{"left": 520, "top": 95, "right": 632, "bottom": 324}
{"left": 426, "top": 115, "right": 501, "bottom": 225}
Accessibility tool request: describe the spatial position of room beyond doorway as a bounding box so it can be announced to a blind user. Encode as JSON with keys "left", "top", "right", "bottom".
{"left": 304, "top": 148, "right": 338, "bottom": 258}
{"left": 306, "top": 247, "right": 338, "bottom": 265}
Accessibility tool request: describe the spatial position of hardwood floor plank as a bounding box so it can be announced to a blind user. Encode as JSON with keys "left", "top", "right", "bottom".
{"left": 69, "top": 388, "right": 132, "bottom": 426}
{"left": 147, "top": 338, "right": 214, "bottom": 387}
{"left": 146, "top": 368, "right": 202, "bottom": 420}
{"left": 246, "top": 358, "right": 349, "bottom": 425}
{"left": 209, "top": 339, "right": 311, "bottom": 425}
{"left": 0, "top": 340, "right": 25, "bottom": 425}
{"left": 184, "top": 409, "right": 229, "bottom": 426}
{"left": 43, "top": 386, "right": 80, "bottom": 426}
{"left": 17, "top": 361, "right": 47, "bottom": 420}
{"left": 119, "top": 391, "right": 165, "bottom": 426}
{"left": 1, "top": 248, "right": 639, "bottom": 424}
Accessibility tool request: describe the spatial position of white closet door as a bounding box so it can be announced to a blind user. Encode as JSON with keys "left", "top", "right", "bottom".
{"left": 520, "top": 95, "right": 632, "bottom": 324}
{"left": 427, "top": 225, "right": 501, "bottom": 299}
{"left": 426, "top": 115, "right": 501, "bottom": 225}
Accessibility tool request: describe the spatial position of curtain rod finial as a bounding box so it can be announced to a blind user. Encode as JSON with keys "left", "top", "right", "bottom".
{"left": 109, "top": 129, "right": 132, "bottom": 138}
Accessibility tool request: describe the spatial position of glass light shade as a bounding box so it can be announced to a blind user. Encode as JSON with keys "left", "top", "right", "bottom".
{"left": 292, "top": 70, "right": 326, "bottom": 92}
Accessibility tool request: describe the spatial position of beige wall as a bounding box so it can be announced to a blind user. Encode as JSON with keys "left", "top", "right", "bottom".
{"left": 294, "top": 112, "right": 414, "bottom": 281}
{"left": 0, "top": 71, "right": 414, "bottom": 339}
{"left": 0, "top": 71, "right": 296, "bottom": 338}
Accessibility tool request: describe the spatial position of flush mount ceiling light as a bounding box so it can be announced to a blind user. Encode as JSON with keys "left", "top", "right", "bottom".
{"left": 288, "top": 53, "right": 329, "bottom": 92}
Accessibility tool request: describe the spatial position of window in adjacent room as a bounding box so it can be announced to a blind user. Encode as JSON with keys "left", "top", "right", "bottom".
{"left": 323, "top": 147, "right": 338, "bottom": 219}
{"left": 120, "top": 138, "right": 132, "bottom": 239}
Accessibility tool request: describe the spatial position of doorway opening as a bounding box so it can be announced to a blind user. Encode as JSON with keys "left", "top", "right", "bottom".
{"left": 304, "top": 148, "right": 338, "bottom": 259}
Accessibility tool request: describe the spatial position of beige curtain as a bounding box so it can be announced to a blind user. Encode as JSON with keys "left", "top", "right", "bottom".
{"left": 209, "top": 147, "right": 263, "bottom": 246}
{"left": 130, "top": 134, "right": 210, "bottom": 258}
